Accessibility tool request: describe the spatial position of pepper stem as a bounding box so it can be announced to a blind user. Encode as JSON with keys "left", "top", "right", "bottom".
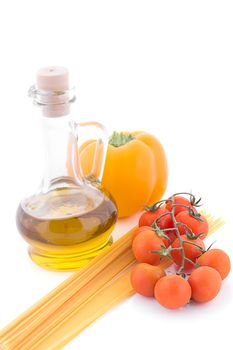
{"left": 109, "top": 131, "right": 135, "bottom": 147}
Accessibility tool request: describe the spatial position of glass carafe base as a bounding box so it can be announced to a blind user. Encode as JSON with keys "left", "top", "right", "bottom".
{"left": 27, "top": 229, "right": 114, "bottom": 270}
{"left": 17, "top": 186, "right": 117, "bottom": 271}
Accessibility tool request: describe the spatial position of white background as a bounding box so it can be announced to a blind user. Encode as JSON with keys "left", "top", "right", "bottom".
{"left": 0, "top": 1, "right": 233, "bottom": 349}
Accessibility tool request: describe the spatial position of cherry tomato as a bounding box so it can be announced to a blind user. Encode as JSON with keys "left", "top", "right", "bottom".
{"left": 132, "top": 225, "right": 171, "bottom": 248}
{"left": 166, "top": 195, "right": 196, "bottom": 216}
{"left": 188, "top": 266, "right": 222, "bottom": 303}
{"left": 130, "top": 263, "right": 166, "bottom": 297}
{"left": 176, "top": 211, "right": 208, "bottom": 239}
{"left": 171, "top": 236, "right": 205, "bottom": 271}
{"left": 197, "top": 249, "right": 231, "bottom": 280}
{"left": 139, "top": 207, "right": 173, "bottom": 230}
{"left": 131, "top": 226, "right": 153, "bottom": 242}
{"left": 154, "top": 275, "right": 191, "bottom": 309}
{"left": 139, "top": 207, "right": 176, "bottom": 243}
{"left": 132, "top": 230, "right": 164, "bottom": 265}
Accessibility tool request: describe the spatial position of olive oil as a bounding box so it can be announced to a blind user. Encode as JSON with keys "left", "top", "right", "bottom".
{"left": 16, "top": 186, "right": 117, "bottom": 270}
{"left": 17, "top": 67, "right": 117, "bottom": 270}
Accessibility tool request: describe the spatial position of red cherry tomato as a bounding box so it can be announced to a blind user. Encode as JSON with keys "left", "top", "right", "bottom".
{"left": 154, "top": 275, "right": 191, "bottom": 309}
{"left": 139, "top": 207, "right": 173, "bottom": 229}
{"left": 166, "top": 196, "right": 196, "bottom": 216}
{"left": 197, "top": 249, "right": 231, "bottom": 280}
{"left": 132, "top": 225, "right": 171, "bottom": 247}
{"left": 188, "top": 266, "right": 222, "bottom": 303}
{"left": 176, "top": 211, "right": 208, "bottom": 239}
{"left": 132, "top": 230, "right": 164, "bottom": 265}
{"left": 131, "top": 226, "right": 153, "bottom": 242}
{"left": 131, "top": 263, "right": 165, "bottom": 297}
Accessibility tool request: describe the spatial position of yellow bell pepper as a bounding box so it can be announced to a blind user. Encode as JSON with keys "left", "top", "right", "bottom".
{"left": 77, "top": 131, "right": 168, "bottom": 218}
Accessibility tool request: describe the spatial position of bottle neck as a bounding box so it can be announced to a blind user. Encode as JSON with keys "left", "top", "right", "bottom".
{"left": 29, "top": 84, "right": 81, "bottom": 192}
{"left": 40, "top": 113, "right": 82, "bottom": 192}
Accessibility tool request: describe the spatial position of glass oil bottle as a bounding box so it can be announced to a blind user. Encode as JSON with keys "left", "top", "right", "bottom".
{"left": 16, "top": 67, "right": 117, "bottom": 270}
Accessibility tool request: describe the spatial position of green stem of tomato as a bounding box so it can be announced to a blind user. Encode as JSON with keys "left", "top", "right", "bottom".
{"left": 145, "top": 199, "right": 168, "bottom": 211}
{"left": 153, "top": 227, "right": 175, "bottom": 232}
{"left": 150, "top": 193, "right": 206, "bottom": 275}
{"left": 168, "top": 192, "right": 202, "bottom": 207}
{"left": 176, "top": 221, "right": 195, "bottom": 237}
{"left": 169, "top": 195, "right": 186, "bottom": 275}
{"left": 180, "top": 240, "right": 205, "bottom": 252}
{"left": 152, "top": 221, "right": 171, "bottom": 241}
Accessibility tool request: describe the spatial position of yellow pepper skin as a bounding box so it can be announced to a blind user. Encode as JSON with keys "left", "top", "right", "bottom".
{"left": 72, "top": 131, "right": 168, "bottom": 218}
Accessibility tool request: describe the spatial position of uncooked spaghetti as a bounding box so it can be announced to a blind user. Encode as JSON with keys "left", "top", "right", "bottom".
{"left": 0, "top": 212, "right": 224, "bottom": 350}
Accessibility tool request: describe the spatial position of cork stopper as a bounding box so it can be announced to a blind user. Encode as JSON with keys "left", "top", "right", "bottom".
{"left": 37, "top": 66, "right": 69, "bottom": 91}
{"left": 36, "top": 66, "right": 71, "bottom": 117}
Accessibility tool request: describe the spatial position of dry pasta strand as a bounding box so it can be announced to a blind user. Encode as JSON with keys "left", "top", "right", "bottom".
{"left": 0, "top": 214, "right": 224, "bottom": 350}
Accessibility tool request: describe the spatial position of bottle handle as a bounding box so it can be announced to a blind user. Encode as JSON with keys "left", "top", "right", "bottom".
{"left": 70, "top": 121, "right": 109, "bottom": 184}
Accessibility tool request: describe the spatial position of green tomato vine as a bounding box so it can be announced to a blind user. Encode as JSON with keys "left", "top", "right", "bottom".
{"left": 149, "top": 192, "right": 206, "bottom": 275}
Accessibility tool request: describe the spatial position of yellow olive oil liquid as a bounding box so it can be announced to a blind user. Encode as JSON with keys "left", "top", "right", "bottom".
{"left": 16, "top": 186, "right": 117, "bottom": 270}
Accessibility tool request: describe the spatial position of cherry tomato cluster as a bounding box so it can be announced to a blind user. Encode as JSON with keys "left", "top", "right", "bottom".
{"left": 131, "top": 193, "right": 231, "bottom": 309}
